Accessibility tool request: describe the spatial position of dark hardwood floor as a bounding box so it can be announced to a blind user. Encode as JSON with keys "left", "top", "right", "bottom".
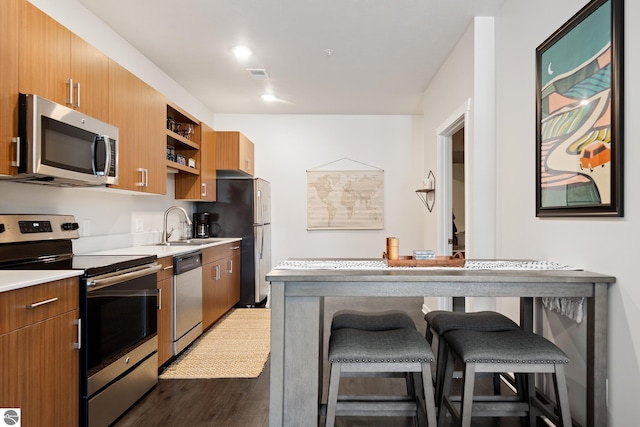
{"left": 114, "top": 358, "right": 550, "bottom": 427}
{"left": 114, "top": 363, "right": 270, "bottom": 426}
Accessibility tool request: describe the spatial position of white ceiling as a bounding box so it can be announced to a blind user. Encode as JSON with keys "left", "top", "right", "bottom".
{"left": 78, "top": 0, "right": 504, "bottom": 115}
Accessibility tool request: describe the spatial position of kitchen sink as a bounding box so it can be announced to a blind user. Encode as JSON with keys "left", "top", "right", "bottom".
{"left": 154, "top": 238, "right": 228, "bottom": 246}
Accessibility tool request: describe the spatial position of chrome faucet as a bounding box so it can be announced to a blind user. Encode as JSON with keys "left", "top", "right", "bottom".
{"left": 162, "top": 206, "right": 192, "bottom": 245}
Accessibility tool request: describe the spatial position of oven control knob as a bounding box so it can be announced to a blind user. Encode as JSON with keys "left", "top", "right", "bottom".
{"left": 61, "top": 222, "right": 80, "bottom": 231}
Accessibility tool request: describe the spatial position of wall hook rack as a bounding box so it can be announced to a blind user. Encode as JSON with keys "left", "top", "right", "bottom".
{"left": 415, "top": 170, "right": 435, "bottom": 212}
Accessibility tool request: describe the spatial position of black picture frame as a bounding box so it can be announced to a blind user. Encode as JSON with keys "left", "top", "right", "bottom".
{"left": 536, "top": 0, "right": 624, "bottom": 217}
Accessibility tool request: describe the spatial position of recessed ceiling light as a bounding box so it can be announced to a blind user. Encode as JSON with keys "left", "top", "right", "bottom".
{"left": 261, "top": 94, "right": 277, "bottom": 102}
{"left": 233, "top": 46, "right": 252, "bottom": 60}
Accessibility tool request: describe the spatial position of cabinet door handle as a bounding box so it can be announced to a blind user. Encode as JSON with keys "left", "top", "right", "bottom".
{"left": 228, "top": 259, "right": 233, "bottom": 273}
{"left": 67, "top": 78, "right": 74, "bottom": 105}
{"left": 11, "top": 137, "right": 20, "bottom": 167}
{"left": 26, "top": 297, "right": 58, "bottom": 309}
{"left": 137, "top": 168, "right": 149, "bottom": 187}
{"left": 137, "top": 168, "right": 145, "bottom": 187}
{"left": 163, "top": 265, "right": 173, "bottom": 271}
{"left": 246, "top": 159, "right": 251, "bottom": 171}
{"left": 75, "top": 81, "right": 81, "bottom": 108}
{"left": 201, "top": 183, "right": 207, "bottom": 197}
{"left": 214, "top": 265, "right": 221, "bottom": 281}
{"left": 74, "top": 318, "right": 82, "bottom": 350}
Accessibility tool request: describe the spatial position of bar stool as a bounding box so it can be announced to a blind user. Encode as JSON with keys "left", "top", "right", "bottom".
{"left": 438, "top": 329, "right": 571, "bottom": 427}
{"left": 326, "top": 327, "right": 438, "bottom": 427}
{"left": 424, "top": 310, "right": 520, "bottom": 404}
{"left": 331, "top": 310, "right": 419, "bottom": 395}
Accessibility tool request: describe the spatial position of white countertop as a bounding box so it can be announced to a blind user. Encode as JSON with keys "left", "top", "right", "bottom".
{"left": 85, "top": 237, "right": 241, "bottom": 258}
{"left": 0, "top": 270, "right": 84, "bottom": 293}
{"left": 0, "top": 237, "right": 242, "bottom": 293}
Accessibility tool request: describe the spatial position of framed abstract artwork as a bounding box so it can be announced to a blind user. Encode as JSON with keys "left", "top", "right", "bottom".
{"left": 536, "top": 0, "right": 624, "bottom": 217}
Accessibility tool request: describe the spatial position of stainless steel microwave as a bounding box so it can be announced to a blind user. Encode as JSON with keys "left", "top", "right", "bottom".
{"left": 12, "top": 93, "right": 118, "bottom": 186}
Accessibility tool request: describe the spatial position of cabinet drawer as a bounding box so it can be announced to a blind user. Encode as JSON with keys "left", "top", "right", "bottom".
{"left": 202, "top": 242, "right": 241, "bottom": 265}
{"left": 0, "top": 277, "right": 78, "bottom": 335}
{"left": 157, "top": 256, "right": 174, "bottom": 281}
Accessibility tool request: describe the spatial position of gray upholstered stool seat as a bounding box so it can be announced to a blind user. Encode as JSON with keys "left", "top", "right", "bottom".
{"left": 424, "top": 310, "right": 520, "bottom": 405}
{"left": 331, "top": 310, "right": 419, "bottom": 396}
{"left": 438, "top": 329, "right": 571, "bottom": 427}
{"left": 332, "top": 310, "right": 417, "bottom": 332}
{"left": 326, "top": 328, "right": 437, "bottom": 427}
{"left": 426, "top": 310, "right": 520, "bottom": 336}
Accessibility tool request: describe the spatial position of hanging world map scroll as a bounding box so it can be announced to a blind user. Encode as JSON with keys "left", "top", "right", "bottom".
{"left": 307, "top": 170, "right": 384, "bottom": 230}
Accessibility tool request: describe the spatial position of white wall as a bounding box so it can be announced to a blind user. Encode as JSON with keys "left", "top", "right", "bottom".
{"left": 495, "top": 0, "right": 637, "bottom": 425}
{"left": 212, "top": 114, "right": 425, "bottom": 266}
{"left": 421, "top": 17, "right": 498, "bottom": 312}
{"left": 0, "top": 177, "right": 191, "bottom": 253}
{"left": 422, "top": 23, "right": 474, "bottom": 253}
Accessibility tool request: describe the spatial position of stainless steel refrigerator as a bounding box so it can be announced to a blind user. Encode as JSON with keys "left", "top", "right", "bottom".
{"left": 197, "top": 177, "right": 271, "bottom": 307}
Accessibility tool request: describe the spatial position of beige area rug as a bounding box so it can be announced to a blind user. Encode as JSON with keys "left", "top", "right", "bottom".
{"left": 159, "top": 308, "right": 270, "bottom": 379}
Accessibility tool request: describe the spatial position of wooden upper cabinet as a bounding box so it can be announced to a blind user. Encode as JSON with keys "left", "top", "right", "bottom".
{"left": 18, "top": 0, "right": 70, "bottom": 106}
{"left": 200, "top": 124, "right": 217, "bottom": 201}
{"left": 108, "top": 60, "right": 166, "bottom": 194}
{"left": 70, "top": 34, "right": 109, "bottom": 120}
{"left": 0, "top": 0, "right": 19, "bottom": 175}
{"left": 18, "top": 1, "right": 109, "bottom": 121}
{"left": 175, "top": 122, "right": 216, "bottom": 201}
{"left": 216, "top": 131, "right": 255, "bottom": 176}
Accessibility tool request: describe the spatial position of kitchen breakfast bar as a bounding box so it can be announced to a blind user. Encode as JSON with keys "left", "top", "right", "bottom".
{"left": 266, "top": 259, "right": 615, "bottom": 427}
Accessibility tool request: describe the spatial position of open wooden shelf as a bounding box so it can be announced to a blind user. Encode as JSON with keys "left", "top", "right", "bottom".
{"left": 166, "top": 129, "right": 199, "bottom": 150}
{"left": 166, "top": 160, "right": 200, "bottom": 175}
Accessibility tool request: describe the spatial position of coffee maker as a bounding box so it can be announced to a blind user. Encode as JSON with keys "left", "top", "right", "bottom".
{"left": 193, "top": 212, "right": 210, "bottom": 238}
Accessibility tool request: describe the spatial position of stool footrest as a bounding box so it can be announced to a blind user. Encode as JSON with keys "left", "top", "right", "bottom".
{"left": 444, "top": 400, "right": 530, "bottom": 418}
{"left": 336, "top": 400, "right": 419, "bottom": 417}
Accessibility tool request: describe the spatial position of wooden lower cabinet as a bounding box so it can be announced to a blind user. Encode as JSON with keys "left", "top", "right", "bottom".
{"left": 202, "top": 242, "right": 241, "bottom": 330}
{"left": 0, "top": 277, "right": 79, "bottom": 427}
{"left": 156, "top": 256, "right": 174, "bottom": 368}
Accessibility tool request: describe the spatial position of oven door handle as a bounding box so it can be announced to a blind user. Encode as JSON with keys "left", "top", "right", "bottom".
{"left": 86, "top": 263, "right": 161, "bottom": 290}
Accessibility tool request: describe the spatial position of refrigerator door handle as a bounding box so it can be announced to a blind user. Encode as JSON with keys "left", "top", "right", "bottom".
{"left": 258, "top": 189, "right": 263, "bottom": 225}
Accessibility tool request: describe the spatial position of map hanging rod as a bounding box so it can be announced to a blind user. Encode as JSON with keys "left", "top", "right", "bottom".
{"left": 306, "top": 157, "right": 383, "bottom": 171}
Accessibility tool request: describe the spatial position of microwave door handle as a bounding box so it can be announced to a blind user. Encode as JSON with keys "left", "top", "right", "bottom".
{"left": 102, "top": 136, "right": 111, "bottom": 176}
{"left": 92, "top": 135, "right": 110, "bottom": 176}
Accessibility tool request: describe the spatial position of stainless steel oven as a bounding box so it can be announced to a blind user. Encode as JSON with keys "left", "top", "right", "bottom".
{"left": 83, "top": 260, "right": 160, "bottom": 427}
{"left": 0, "top": 214, "right": 160, "bottom": 427}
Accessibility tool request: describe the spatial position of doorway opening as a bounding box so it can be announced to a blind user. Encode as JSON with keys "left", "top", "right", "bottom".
{"left": 452, "top": 128, "right": 465, "bottom": 258}
{"left": 436, "top": 99, "right": 470, "bottom": 257}
{"left": 435, "top": 100, "right": 470, "bottom": 311}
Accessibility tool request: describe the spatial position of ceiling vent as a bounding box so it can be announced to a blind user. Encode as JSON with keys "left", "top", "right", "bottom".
{"left": 247, "top": 69, "right": 270, "bottom": 80}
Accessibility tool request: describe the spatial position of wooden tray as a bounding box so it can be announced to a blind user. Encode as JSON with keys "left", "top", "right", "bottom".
{"left": 383, "top": 253, "right": 465, "bottom": 267}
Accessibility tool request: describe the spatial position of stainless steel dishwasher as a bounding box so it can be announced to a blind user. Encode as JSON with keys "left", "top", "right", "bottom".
{"left": 173, "top": 250, "right": 203, "bottom": 355}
